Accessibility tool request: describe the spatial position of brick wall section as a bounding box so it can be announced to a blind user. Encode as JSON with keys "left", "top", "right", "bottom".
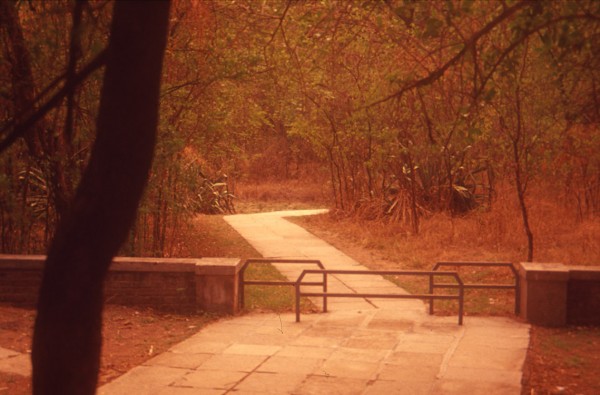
{"left": 0, "top": 255, "right": 242, "bottom": 314}
{"left": 104, "top": 271, "right": 197, "bottom": 312}
{"left": 0, "top": 255, "right": 44, "bottom": 306}
{"left": 0, "top": 269, "right": 43, "bottom": 306}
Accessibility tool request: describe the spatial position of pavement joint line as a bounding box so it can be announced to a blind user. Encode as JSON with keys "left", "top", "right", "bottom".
{"left": 358, "top": 310, "right": 376, "bottom": 329}
{"left": 436, "top": 322, "right": 467, "bottom": 380}
{"left": 369, "top": 328, "right": 402, "bottom": 386}
{"left": 223, "top": 354, "right": 272, "bottom": 394}
{"left": 329, "top": 273, "right": 380, "bottom": 309}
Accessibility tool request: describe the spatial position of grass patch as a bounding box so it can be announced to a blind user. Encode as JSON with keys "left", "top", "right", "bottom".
{"left": 383, "top": 274, "right": 427, "bottom": 295}
{"left": 180, "top": 214, "right": 262, "bottom": 258}
{"left": 242, "top": 263, "right": 315, "bottom": 313}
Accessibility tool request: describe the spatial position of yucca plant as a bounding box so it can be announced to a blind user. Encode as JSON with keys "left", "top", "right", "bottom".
{"left": 18, "top": 167, "right": 50, "bottom": 219}
{"left": 194, "top": 173, "right": 235, "bottom": 214}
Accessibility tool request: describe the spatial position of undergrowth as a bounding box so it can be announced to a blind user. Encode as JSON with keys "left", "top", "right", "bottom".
{"left": 300, "top": 184, "right": 599, "bottom": 267}
{"left": 233, "top": 180, "right": 329, "bottom": 213}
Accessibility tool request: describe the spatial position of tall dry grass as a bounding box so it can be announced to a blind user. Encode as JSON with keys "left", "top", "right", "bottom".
{"left": 297, "top": 184, "right": 599, "bottom": 267}
{"left": 426, "top": 183, "right": 600, "bottom": 266}
{"left": 233, "top": 180, "right": 330, "bottom": 213}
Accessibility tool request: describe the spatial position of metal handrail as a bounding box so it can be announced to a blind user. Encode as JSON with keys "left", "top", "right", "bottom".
{"left": 430, "top": 261, "right": 520, "bottom": 315}
{"left": 238, "top": 258, "right": 326, "bottom": 309}
{"left": 295, "top": 269, "right": 464, "bottom": 325}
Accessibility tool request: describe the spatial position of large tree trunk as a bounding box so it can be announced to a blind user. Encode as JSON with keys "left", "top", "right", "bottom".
{"left": 31, "top": 2, "right": 170, "bottom": 394}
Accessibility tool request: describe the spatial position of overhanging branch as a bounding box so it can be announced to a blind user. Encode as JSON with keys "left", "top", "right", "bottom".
{"left": 0, "top": 49, "right": 107, "bottom": 154}
{"left": 367, "top": 0, "right": 530, "bottom": 108}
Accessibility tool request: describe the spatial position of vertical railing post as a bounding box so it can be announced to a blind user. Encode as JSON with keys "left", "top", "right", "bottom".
{"left": 239, "top": 262, "right": 246, "bottom": 310}
{"left": 323, "top": 271, "right": 328, "bottom": 313}
{"left": 295, "top": 278, "right": 301, "bottom": 322}
{"left": 457, "top": 275, "right": 464, "bottom": 325}
{"left": 514, "top": 274, "right": 521, "bottom": 316}
{"left": 428, "top": 273, "right": 434, "bottom": 315}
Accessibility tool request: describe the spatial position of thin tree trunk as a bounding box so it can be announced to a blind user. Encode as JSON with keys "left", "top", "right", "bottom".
{"left": 515, "top": 173, "right": 534, "bottom": 261}
{"left": 326, "top": 146, "right": 339, "bottom": 208}
{"left": 512, "top": 87, "right": 534, "bottom": 262}
{"left": 513, "top": 138, "right": 534, "bottom": 261}
{"left": 405, "top": 152, "right": 420, "bottom": 235}
{"left": 31, "top": 2, "right": 170, "bottom": 393}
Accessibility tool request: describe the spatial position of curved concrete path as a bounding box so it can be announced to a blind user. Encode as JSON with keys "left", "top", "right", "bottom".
{"left": 100, "top": 210, "right": 530, "bottom": 395}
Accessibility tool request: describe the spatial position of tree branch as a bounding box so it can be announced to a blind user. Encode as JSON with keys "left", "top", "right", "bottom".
{"left": 0, "top": 49, "right": 107, "bottom": 154}
{"left": 367, "top": 0, "right": 531, "bottom": 108}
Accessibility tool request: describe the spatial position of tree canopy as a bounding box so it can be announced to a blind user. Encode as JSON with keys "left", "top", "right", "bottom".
{"left": 1, "top": 0, "right": 599, "bottom": 391}
{"left": 1, "top": 0, "right": 599, "bottom": 263}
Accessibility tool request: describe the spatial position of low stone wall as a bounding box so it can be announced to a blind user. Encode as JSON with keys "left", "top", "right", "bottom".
{"left": 519, "top": 262, "right": 600, "bottom": 326}
{"left": 567, "top": 267, "right": 600, "bottom": 325}
{"left": 0, "top": 255, "right": 242, "bottom": 314}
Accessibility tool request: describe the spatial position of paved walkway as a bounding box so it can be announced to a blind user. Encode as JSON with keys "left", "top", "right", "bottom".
{"left": 99, "top": 209, "right": 530, "bottom": 394}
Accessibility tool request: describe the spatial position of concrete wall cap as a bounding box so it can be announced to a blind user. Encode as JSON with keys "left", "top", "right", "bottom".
{"left": 518, "top": 262, "right": 570, "bottom": 281}
{"left": 0, "top": 254, "right": 46, "bottom": 269}
{"left": 195, "top": 258, "right": 243, "bottom": 275}
{"left": 568, "top": 266, "right": 600, "bottom": 281}
{"left": 0, "top": 254, "right": 202, "bottom": 273}
{"left": 111, "top": 257, "right": 198, "bottom": 272}
{"left": 518, "top": 262, "right": 600, "bottom": 281}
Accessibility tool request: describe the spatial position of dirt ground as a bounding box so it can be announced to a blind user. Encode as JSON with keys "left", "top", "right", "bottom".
{"left": 0, "top": 304, "right": 220, "bottom": 394}
{"left": 522, "top": 326, "right": 600, "bottom": 395}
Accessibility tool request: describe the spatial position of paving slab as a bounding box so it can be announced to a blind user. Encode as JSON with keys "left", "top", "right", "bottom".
{"left": 173, "top": 369, "right": 246, "bottom": 390}
{"left": 196, "top": 354, "right": 267, "bottom": 372}
{"left": 0, "top": 347, "right": 19, "bottom": 359}
{"left": 0, "top": 348, "right": 31, "bottom": 377}
{"left": 98, "top": 365, "right": 191, "bottom": 395}
{"left": 257, "top": 355, "right": 324, "bottom": 374}
{"left": 144, "top": 351, "right": 212, "bottom": 370}
{"left": 363, "top": 379, "right": 434, "bottom": 395}
{"left": 235, "top": 372, "right": 306, "bottom": 394}
{"left": 341, "top": 331, "right": 400, "bottom": 350}
{"left": 222, "top": 344, "right": 282, "bottom": 357}
{"left": 378, "top": 362, "right": 440, "bottom": 381}
{"left": 100, "top": 209, "right": 530, "bottom": 394}
{"left": 295, "top": 375, "right": 369, "bottom": 395}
